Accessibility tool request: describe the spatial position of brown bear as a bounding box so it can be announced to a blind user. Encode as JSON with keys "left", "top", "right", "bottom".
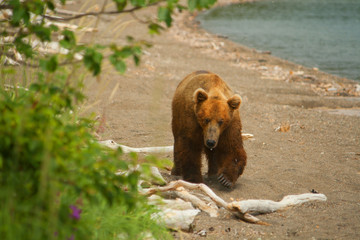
{"left": 171, "top": 71, "right": 247, "bottom": 188}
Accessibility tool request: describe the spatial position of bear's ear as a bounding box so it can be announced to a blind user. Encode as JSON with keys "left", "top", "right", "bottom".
{"left": 227, "top": 94, "right": 242, "bottom": 110}
{"left": 194, "top": 88, "right": 208, "bottom": 103}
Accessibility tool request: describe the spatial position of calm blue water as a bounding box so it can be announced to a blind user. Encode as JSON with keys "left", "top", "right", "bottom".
{"left": 198, "top": 0, "right": 360, "bottom": 81}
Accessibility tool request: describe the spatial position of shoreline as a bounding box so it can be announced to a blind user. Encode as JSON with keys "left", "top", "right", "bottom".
{"left": 170, "top": 1, "right": 360, "bottom": 99}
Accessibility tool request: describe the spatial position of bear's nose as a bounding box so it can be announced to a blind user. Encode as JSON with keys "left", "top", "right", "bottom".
{"left": 206, "top": 139, "right": 216, "bottom": 149}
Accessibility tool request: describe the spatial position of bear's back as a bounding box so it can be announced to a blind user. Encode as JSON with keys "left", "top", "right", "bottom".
{"left": 174, "top": 71, "right": 233, "bottom": 103}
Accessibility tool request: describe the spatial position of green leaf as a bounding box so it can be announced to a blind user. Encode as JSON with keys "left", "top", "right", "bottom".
{"left": 130, "top": 0, "right": 145, "bottom": 7}
{"left": 158, "top": 7, "right": 172, "bottom": 27}
{"left": 132, "top": 46, "right": 142, "bottom": 55}
{"left": 133, "top": 55, "right": 140, "bottom": 66}
{"left": 14, "top": 37, "right": 33, "bottom": 58}
{"left": 40, "top": 56, "right": 58, "bottom": 72}
{"left": 118, "top": 47, "right": 133, "bottom": 58}
{"left": 188, "top": 0, "right": 197, "bottom": 11}
{"left": 109, "top": 53, "right": 127, "bottom": 74}
{"left": 11, "top": 5, "right": 30, "bottom": 25}
{"left": 148, "top": 23, "right": 164, "bottom": 35}
{"left": 113, "top": 59, "right": 127, "bottom": 74}
{"left": 187, "top": 0, "right": 216, "bottom": 10}
{"left": 114, "top": 0, "right": 127, "bottom": 11}
{"left": 83, "top": 48, "right": 103, "bottom": 76}
{"left": 9, "top": 0, "right": 20, "bottom": 8}
{"left": 32, "top": 25, "right": 52, "bottom": 42}
{"left": 26, "top": 0, "right": 45, "bottom": 15}
{"left": 59, "top": 30, "right": 76, "bottom": 49}
{"left": 167, "top": 0, "right": 179, "bottom": 5}
{"left": 46, "top": 1, "right": 56, "bottom": 10}
{"left": 49, "top": 24, "right": 59, "bottom": 32}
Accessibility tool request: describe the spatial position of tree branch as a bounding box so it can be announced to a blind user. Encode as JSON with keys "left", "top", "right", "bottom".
{"left": 44, "top": 1, "right": 166, "bottom": 22}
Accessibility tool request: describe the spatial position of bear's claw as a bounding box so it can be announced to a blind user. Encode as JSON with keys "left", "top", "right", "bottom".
{"left": 218, "top": 174, "right": 232, "bottom": 188}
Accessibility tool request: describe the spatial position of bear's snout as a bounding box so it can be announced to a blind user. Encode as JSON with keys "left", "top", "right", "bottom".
{"left": 204, "top": 125, "right": 219, "bottom": 149}
{"left": 205, "top": 139, "right": 216, "bottom": 149}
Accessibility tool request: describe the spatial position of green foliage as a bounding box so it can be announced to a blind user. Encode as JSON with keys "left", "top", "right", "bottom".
{"left": 0, "top": 69, "right": 170, "bottom": 239}
{"left": 158, "top": 7, "right": 172, "bottom": 27}
{"left": 60, "top": 30, "right": 77, "bottom": 50}
{"left": 188, "top": 0, "right": 217, "bottom": 11}
{"left": 0, "top": 0, "right": 217, "bottom": 238}
{"left": 83, "top": 47, "right": 103, "bottom": 76}
{"left": 109, "top": 44, "right": 143, "bottom": 74}
{"left": 1, "top": 0, "right": 216, "bottom": 74}
{"left": 40, "top": 55, "right": 58, "bottom": 72}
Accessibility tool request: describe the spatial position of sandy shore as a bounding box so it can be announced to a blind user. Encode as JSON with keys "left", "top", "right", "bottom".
{"left": 81, "top": 0, "right": 360, "bottom": 238}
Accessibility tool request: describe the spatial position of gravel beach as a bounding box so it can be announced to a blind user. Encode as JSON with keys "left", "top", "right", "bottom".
{"left": 79, "top": 0, "right": 360, "bottom": 238}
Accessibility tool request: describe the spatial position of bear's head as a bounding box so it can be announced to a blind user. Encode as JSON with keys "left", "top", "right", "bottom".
{"left": 193, "top": 88, "right": 244, "bottom": 188}
{"left": 193, "top": 88, "right": 241, "bottom": 150}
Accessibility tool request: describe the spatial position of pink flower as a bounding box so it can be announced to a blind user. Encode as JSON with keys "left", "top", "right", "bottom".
{"left": 69, "top": 205, "right": 82, "bottom": 220}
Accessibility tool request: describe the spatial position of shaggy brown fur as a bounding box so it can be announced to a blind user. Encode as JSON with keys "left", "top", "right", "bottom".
{"left": 171, "top": 71, "right": 247, "bottom": 188}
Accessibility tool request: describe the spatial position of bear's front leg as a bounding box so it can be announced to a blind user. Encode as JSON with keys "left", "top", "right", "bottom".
{"left": 205, "top": 148, "right": 218, "bottom": 177}
{"left": 171, "top": 137, "right": 182, "bottom": 176}
{"left": 172, "top": 137, "right": 203, "bottom": 183}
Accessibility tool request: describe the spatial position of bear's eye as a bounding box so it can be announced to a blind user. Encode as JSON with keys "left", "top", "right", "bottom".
{"left": 218, "top": 119, "right": 224, "bottom": 126}
{"left": 234, "top": 158, "right": 238, "bottom": 163}
{"left": 205, "top": 118, "right": 210, "bottom": 124}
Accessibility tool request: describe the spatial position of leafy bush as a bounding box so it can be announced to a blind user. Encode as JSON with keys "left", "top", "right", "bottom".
{"left": 0, "top": 69, "right": 170, "bottom": 239}
{"left": 0, "top": 0, "right": 217, "bottom": 239}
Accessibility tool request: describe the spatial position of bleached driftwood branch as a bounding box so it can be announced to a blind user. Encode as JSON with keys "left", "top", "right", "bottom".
{"left": 142, "top": 180, "right": 327, "bottom": 225}
{"left": 98, "top": 133, "right": 254, "bottom": 154}
{"left": 148, "top": 195, "right": 200, "bottom": 231}
{"left": 99, "top": 140, "right": 173, "bottom": 153}
{"left": 175, "top": 187, "right": 219, "bottom": 217}
{"left": 116, "top": 164, "right": 167, "bottom": 185}
{"left": 230, "top": 193, "right": 327, "bottom": 214}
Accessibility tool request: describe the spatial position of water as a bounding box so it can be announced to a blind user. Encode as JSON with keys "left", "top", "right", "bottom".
{"left": 198, "top": 0, "right": 360, "bottom": 81}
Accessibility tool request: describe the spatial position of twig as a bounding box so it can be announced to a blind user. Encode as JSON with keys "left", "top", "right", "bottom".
{"left": 131, "top": 11, "right": 150, "bottom": 24}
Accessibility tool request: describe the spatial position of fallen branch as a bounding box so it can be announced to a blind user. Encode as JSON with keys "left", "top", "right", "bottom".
{"left": 175, "top": 187, "right": 219, "bottom": 217}
{"left": 98, "top": 133, "right": 254, "bottom": 153}
{"left": 116, "top": 165, "right": 167, "bottom": 185}
{"left": 142, "top": 180, "right": 327, "bottom": 225}
{"left": 99, "top": 140, "right": 174, "bottom": 153}
{"left": 141, "top": 180, "right": 263, "bottom": 224}
{"left": 230, "top": 193, "right": 327, "bottom": 214}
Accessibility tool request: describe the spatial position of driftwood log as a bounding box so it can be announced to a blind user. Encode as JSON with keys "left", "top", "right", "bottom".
{"left": 99, "top": 136, "right": 327, "bottom": 229}
{"left": 143, "top": 180, "right": 327, "bottom": 226}
{"left": 98, "top": 133, "right": 254, "bottom": 153}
